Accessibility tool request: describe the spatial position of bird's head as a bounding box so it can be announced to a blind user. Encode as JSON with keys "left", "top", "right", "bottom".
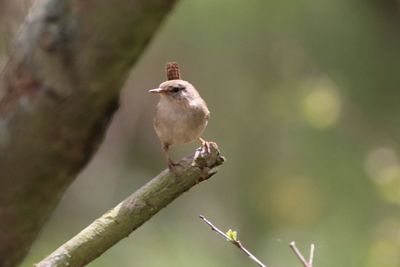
{"left": 149, "top": 80, "right": 200, "bottom": 103}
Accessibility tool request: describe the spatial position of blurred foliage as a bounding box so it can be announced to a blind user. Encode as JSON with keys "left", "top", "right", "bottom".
{"left": 7, "top": 0, "right": 400, "bottom": 266}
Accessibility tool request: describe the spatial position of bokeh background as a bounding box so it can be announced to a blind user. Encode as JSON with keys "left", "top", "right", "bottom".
{"left": 2, "top": 0, "right": 400, "bottom": 266}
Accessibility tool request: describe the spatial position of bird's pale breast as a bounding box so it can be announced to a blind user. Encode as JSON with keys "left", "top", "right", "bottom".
{"left": 154, "top": 99, "right": 209, "bottom": 146}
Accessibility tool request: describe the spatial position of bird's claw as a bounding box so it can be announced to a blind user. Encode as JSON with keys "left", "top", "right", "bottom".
{"left": 168, "top": 160, "right": 183, "bottom": 171}
{"left": 199, "top": 137, "right": 211, "bottom": 154}
{"left": 193, "top": 138, "right": 220, "bottom": 167}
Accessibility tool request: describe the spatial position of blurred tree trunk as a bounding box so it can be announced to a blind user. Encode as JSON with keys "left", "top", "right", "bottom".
{"left": 0, "top": 0, "right": 31, "bottom": 44}
{"left": 0, "top": 0, "right": 177, "bottom": 266}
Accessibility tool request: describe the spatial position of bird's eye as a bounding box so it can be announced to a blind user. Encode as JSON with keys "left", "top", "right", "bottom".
{"left": 170, "top": 86, "right": 184, "bottom": 93}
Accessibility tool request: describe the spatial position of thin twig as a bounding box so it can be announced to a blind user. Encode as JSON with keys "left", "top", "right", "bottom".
{"left": 199, "top": 215, "right": 267, "bottom": 267}
{"left": 289, "top": 241, "right": 315, "bottom": 267}
{"left": 309, "top": 243, "right": 315, "bottom": 266}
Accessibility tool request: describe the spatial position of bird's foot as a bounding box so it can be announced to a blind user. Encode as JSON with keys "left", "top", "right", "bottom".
{"left": 168, "top": 159, "right": 183, "bottom": 171}
{"left": 193, "top": 138, "right": 220, "bottom": 167}
{"left": 199, "top": 137, "right": 212, "bottom": 154}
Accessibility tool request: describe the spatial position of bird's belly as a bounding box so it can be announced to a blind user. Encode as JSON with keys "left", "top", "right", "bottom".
{"left": 154, "top": 106, "right": 208, "bottom": 146}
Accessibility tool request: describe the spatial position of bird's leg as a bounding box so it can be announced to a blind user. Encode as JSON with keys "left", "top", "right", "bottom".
{"left": 162, "top": 143, "right": 179, "bottom": 170}
{"left": 198, "top": 137, "right": 211, "bottom": 154}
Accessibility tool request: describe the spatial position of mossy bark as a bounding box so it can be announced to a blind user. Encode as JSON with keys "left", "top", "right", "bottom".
{"left": 35, "top": 143, "right": 224, "bottom": 267}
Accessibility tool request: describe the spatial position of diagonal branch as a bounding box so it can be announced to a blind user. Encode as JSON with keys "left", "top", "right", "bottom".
{"left": 199, "top": 215, "right": 267, "bottom": 267}
{"left": 35, "top": 143, "right": 225, "bottom": 267}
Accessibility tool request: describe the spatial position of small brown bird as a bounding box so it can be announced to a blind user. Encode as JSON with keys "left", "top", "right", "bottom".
{"left": 149, "top": 62, "right": 210, "bottom": 168}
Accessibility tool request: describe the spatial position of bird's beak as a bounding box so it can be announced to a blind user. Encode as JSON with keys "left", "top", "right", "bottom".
{"left": 148, "top": 88, "right": 164, "bottom": 94}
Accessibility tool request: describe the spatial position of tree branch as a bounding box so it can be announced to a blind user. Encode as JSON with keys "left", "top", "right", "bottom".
{"left": 199, "top": 215, "right": 267, "bottom": 267}
{"left": 289, "top": 241, "right": 315, "bottom": 267}
{"left": 35, "top": 143, "right": 225, "bottom": 267}
{"left": 200, "top": 215, "right": 316, "bottom": 267}
{"left": 0, "top": 0, "right": 177, "bottom": 266}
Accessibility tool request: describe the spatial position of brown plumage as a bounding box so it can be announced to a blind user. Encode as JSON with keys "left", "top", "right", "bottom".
{"left": 166, "top": 62, "right": 180, "bottom": 80}
{"left": 149, "top": 63, "right": 210, "bottom": 168}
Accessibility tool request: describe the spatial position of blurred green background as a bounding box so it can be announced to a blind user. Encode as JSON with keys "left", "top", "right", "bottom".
{"left": 8, "top": 0, "right": 400, "bottom": 266}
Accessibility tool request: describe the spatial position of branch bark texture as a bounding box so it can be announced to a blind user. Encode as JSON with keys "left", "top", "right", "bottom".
{"left": 0, "top": 0, "right": 177, "bottom": 266}
{"left": 35, "top": 143, "right": 225, "bottom": 267}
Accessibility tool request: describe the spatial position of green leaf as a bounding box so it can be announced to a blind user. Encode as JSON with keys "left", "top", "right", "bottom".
{"left": 226, "top": 229, "right": 238, "bottom": 241}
